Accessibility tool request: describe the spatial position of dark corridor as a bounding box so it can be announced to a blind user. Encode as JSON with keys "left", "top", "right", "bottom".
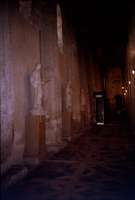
{"left": 1, "top": 0, "right": 135, "bottom": 200}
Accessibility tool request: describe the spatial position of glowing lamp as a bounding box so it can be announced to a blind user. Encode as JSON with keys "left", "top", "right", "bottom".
{"left": 128, "top": 81, "right": 131, "bottom": 85}
{"left": 132, "top": 70, "right": 135, "bottom": 75}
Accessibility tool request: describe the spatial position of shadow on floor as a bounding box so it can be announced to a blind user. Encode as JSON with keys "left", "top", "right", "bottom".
{"left": 1, "top": 122, "right": 135, "bottom": 200}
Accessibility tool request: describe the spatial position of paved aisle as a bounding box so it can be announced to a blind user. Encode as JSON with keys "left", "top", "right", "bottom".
{"left": 2, "top": 124, "right": 135, "bottom": 200}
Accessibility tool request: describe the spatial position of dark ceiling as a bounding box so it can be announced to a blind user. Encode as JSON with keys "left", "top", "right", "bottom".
{"left": 61, "top": 0, "right": 135, "bottom": 69}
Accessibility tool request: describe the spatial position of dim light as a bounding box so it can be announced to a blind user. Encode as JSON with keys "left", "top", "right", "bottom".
{"left": 121, "top": 86, "right": 125, "bottom": 90}
{"left": 132, "top": 70, "right": 135, "bottom": 75}
{"left": 128, "top": 81, "right": 131, "bottom": 85}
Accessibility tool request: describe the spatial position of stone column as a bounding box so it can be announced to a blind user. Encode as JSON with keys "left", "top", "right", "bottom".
{"left": 40, "top": 2, "right": 63, "bottom": 152}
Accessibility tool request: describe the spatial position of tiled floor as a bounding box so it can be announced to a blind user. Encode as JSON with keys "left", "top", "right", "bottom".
{"left": 2, "top": 123, "right": 135, "bottom": 200}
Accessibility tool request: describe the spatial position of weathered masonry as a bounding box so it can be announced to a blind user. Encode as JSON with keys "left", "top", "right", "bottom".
{"left": 1, "top": 0, "right": 135, "bottom": 175}
{"left": 0, "top": 0, "right": 103, "bottom": 173}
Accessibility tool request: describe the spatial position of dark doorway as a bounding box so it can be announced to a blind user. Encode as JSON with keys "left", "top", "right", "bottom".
{"left": 95, "top": 93, "right": 104, "bottom": 125}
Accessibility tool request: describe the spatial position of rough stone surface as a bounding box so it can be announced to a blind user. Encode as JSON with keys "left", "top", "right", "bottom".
{"left": 127, "top": 18, "right": 135, "bottom": 134}
{"left": 106, "top": 67, "right": 123, "bottom": 112}
{"left": 0, "top": 1, "right": 98, "bottom": 173}
{"left": 0, "top": 2, "right": 40, "bottom": 172}
{"left": 1, "top": 123, "right": 135, "bottom": 200}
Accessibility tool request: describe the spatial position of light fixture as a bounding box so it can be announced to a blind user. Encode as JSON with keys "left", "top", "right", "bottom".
{"left": 121, "top": 86, "right": 125, "bottom": 90}
{"left": 125, "top": 89, "right": 128, "bottom": 93}
{"left": 128, "top": 81, "right": 131, "bottom": 85}
{"left": 132, "top": 70, "right": 135, "bottom": 75}
{"left": 124, "top": 93, "right": 126, "bottom": 96}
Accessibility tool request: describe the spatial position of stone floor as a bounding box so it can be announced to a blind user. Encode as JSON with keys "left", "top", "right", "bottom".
{"left": 1, "top": 123, "right": 135, "bottom": 200}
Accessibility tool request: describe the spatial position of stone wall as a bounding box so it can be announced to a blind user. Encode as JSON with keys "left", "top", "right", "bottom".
{"left": 126, "top": 19, "right": 135, "bottom": 133}
{"left": 0, "top": 1, "right": 14, "bottom": 167}
{"left": 0, "top": 0, "right": 103, "bottom": 173}
{"left": 0, "top": 1, "right": 41, "bottom": 172}
{"left": 106, "top": 67, "right": 123, "bottom": 113}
